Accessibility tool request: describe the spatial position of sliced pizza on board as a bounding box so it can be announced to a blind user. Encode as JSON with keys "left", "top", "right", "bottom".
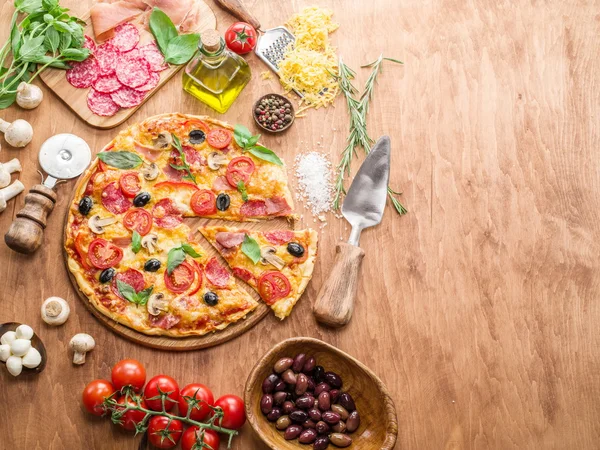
{"left": 199, "top": 226, "right": 318, "bottom": 319}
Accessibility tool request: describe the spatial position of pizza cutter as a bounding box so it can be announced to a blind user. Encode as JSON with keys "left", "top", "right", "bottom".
{"left": 5, "top": 133, "right": 91, "bottom": 254}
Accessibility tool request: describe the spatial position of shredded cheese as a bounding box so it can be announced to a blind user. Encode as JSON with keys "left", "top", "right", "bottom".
{"left": 260, "top": 71, "right": 273, "bottom": 80}
{"left": 278, "top": 7, "right": 339, "bottom": 110}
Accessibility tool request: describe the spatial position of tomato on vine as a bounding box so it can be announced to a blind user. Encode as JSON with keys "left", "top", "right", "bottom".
{"left": 116, "top": 395, "right": 147, "bottom": 431}
{"left": 143, "top": 374, "right": 180, "bottom": 411}
{"left": 178, "top": 383, "right": 215, "bottom": 422}
{"left": 224, "top": 22, "right": 257, "bottom": 55}
{"left": 213, "top": 394, "right": 246, "bottom": 430}
{"left": 82, "top": 379, "right": 116, "bottom": 416}
{"left": 147, "top": 416, "right": 183, "bottom": 449}
{"left": 181, "top": 426, "right": 220, "bottom": 450}
{"left": 111, "top": 359, "right": 146, "bottom": 392}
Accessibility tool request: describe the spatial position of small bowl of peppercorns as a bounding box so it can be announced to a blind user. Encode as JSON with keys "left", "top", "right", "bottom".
{"left": 253, "top": 93, "right": 295, "bottom": 133}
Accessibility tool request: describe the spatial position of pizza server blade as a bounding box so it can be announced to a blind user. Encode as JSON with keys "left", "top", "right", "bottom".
{"left": 5, "top": 133, "right": 91, "bottom": 254}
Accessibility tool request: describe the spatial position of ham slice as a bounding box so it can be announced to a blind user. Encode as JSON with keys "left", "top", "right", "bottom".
{"left": 212, "top": 176, "right": 233, "bottom": 191}
{"left": 215, "top": 232, "right": 245, "bottom": 249}
{"left": 265, "top": 197, "right": 291, "bottom": 216}
{"left": 90, "top": 1, "right": 146, "bottom": 42}
{"left": 134, "top": 142, "right": 163, "bottom": 162}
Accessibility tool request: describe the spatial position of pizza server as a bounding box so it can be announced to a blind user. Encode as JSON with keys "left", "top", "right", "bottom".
{"left": 313, "top": 136, "right": 392, "bottom": 328}
{"left": 5, "top": 134, "right": 91, "bottom": 254}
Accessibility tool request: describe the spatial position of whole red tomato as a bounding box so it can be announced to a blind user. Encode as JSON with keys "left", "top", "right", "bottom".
{"left": 224, "top": 22, "right": 257, "bottom": 55}
{"left": 82, "top": 379, "right": 115, "bottom": 416}
{"left": 111, "top": 359, "right": 146, "bottom": 392}
{"left": 181, "top": 426, "right": 220, "bottom": 450}
{"left": 143, "top": 375, "right": 180, "bottom": 411}
{"left": 213, "top": 394, "right": 246, "bottom": 430}
{"left": 178, "top": 383, "right": 214, "bottom": 422}
{"left": 147, "top": 415, "right": 183, "bottom": 449}
{"left": 115, "top": 395, "right": 147, "bottom": 431}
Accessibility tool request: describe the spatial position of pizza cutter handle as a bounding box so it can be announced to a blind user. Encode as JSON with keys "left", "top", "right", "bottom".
{"left": 4, "top": 184, "right": 57, "bottom": 254}
{"left": 213, "top": 0, "right": 261, "bottom": 30}
{"left": 313, "top": 243, "right": 365, "bottom": 328}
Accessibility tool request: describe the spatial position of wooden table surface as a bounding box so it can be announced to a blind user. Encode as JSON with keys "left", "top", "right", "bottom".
{"left": 1, "top": 0, "right": 599, "bottom": 449}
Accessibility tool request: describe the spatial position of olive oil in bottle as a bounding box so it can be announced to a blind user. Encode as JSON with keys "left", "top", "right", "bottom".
{"left": 183, "top": 30, "right": 251, "bottom": 114}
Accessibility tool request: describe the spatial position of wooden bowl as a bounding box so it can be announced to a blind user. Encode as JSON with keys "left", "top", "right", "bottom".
{"left": 253, "top": 93, "right": 295, "bottom": 133}
{"left": 244, "top": 337, "right": 398, "bottom": 450}
{"left": 0, "top": 322, "right": 47, "bottom": 374}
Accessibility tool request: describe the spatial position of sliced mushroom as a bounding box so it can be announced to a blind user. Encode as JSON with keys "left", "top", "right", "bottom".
{"left": 152, "top": 132, "right": 172, "bottom": 149}
{"left": 142, "top": 162, "right": 159, "bottom": 181}
{"left": 88, "top": 214, "right": 117, "bottom": 234}
{"left": 147, "top": 293, "right": 169, "bottom": 316}
{"left": 260, "top": 246, "right": 286, "bottom": 270}
{"left": 207, "top": 152, "right": 228, "bottom": 170}
{"left": 142, "top": 233, "right": 158, "bottom": 253}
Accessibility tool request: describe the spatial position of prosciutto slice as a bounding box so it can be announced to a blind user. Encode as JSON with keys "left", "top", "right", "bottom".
{"left": 215, "top": 232, "right": 245, "bottom": 249}
{"left": 90, "top": 1, "right": 146, "bottom": 41}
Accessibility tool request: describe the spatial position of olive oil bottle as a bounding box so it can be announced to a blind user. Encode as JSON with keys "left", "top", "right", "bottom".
{"left": 183, "top": 30, "right": 251, "bottom": 114}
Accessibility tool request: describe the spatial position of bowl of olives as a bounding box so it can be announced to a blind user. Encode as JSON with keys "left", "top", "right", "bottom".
{"left": 244, "top": 337, "right": 398, "bottom": 450}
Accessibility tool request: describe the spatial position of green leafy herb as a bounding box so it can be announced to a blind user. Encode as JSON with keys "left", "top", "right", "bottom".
{"left": 149, "top": 7, "right": 199, "bottom": 65}
{"left": 167, "top": 243, "right": 201, "bottom": 275}
{"left": 131, "top": 231, "right": 142, "bottom": 254}
{"left": 236, "top": 180, "right": 248, "bottom": 202}
{"left": 233, "top": 124, "right": 283, "bottom": 166}
{"left": 170, "top": 134, "right": 197, "bottom": 184}
{"left": 97, "top": 151, "right": 143, "bottom": 169}
{"left": 117, "top": 280, "right": 153, "bottom": 306}
{"left": 241, "top": 234, "right": 261, "bottom": 264}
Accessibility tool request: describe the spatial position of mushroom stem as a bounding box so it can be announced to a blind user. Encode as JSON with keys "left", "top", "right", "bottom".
{"left": 0, "top": 119, "right": 9, "bottom": 133}
{"left": 0, "top": 158, "right": 22, "bottom": 188}
{"left": 0, "top": 179, "right": 24, "bottom": 213}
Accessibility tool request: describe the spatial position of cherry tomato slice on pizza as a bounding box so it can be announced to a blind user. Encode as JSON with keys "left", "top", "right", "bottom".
{"left": 207, "top": 129, "right": 232, "bottom": 149}
{"left": 258, "top": 271, "right": 291, "bottom": 304}
{"left": 88, "top": 238, "right": 123, "bottom": 269}
{"left": 164, "top": 261, "right": 195, "bottom": 293}
{"left": 119, "top": 172, "right": 141, "bottom": 198}
{"left": 190, "top": 189, "right": 216, "bottom": 216}
{"left": 226, "top": 156, "right": 255, "bottom": 187}
{"left": 123, "top": 209, "right": 152, "bottom": 235}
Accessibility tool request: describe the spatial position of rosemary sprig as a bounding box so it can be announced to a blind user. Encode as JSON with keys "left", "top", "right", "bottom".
{"left": 333, "top": 55, "right": 407, "bottom": 215}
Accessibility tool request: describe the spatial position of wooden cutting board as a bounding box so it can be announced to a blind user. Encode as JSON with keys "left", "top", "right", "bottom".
{"left": 40, "top": 4, "right": 216, "bottom": 130}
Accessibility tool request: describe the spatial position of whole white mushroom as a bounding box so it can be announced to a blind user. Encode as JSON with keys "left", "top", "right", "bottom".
{"left": 69, "top": 333, "right": 95, "bottom": 365}
{"left": 41, "top": 297, "right": 70, "bottom": 326}
{"left": 16, "top": 82, "right": 43, "bottom": 110}
{"left": 0, "top": 118, "right": 33, "bottom": 147}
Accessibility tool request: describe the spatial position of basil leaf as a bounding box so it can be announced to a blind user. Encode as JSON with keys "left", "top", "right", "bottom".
{"left": 61, "top": 48, "right": 89, "bottom": 62}
{"left": 132, "top": 231, "right": 142, "bottom": 254}
{"left": 167, "top": 247, "right": 185, "bottom": 275}
{"left": 237, "top": 180, "right": 248, "bottom": 202}
{"left": 10, "top": 14, "right": 21, "bottom": 57}
{"left": 247, "top": 145, "right": 283, "bottom": 166}
{"left": 117, "top": 279, "right": 137, "bottom": 303}
{"left": 164, "top": 34, "right": 199, "bottom": 65}
{"left": 59, "top": 32, "right": 71, "bottom": 51}
{"left": 135, "top": 286, "right": 154, "bottom": 305}
{"left": 241, "top": 234, "right": 261, "bottom": 264}
{"left": 149, "top": 7, "right": 178, "bottom": 55}
{"left": 15, "top": 0, "right": 42, "bottom": 14}
{"left": 181, "top": 244, "right": 201, "bottom": 258}
{"left": 97, "top": 151, "right": 143, "bottom": 169}
{"left": 42, "top": 0, "right": 58, "bottom": 10}
{"left": 19, "top": 35, "right": 46, "bottom": 62}
{"left": 234, "top": 124, "right": 252, "bottom": 148}
{"left": 246, "top": 134, "right": 261, "bottom": 147}
{"left": 43, "top": 26, "right": 59, "bottom": 53}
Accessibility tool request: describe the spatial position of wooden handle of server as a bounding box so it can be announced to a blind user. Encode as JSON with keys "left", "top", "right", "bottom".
{"left": 313, "top": 243, "right": 365, "bottom": 328}
{"left": 4, "top": 184, "right": 57, "bottom": 254}
{"left": 212, "top": 0, "right": 261, "bottom": 30}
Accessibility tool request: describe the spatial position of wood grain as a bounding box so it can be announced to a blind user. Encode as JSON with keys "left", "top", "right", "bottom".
{"left": 1, "top": 0, "right": 600, "bottom": 449}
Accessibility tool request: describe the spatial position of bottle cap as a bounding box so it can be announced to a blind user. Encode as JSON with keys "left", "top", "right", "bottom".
{"left": 201, "top": 30, "right": 221, "bottom": 52}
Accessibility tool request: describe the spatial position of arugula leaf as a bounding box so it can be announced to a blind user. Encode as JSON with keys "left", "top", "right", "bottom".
{"left": 237, "top": 180, "right": 248, "bottom": 202}
{"left": 132, "top": 231, "right": 142, "bottom": 254}
{"left": 242, "top": 234, "right": 261, "bottom": 264}
{"left": 164, "top": 34, "right": 199, "bottom": 65}
{"left": 233, "top": 124, "right": 283, "bottom": 166}
{"left": 149, "top": 7, "right": 178, "bottom": 55}
{"left": 171, "top": 133, "right": 197, "bottom": 184}
{"left": 97, "top": 151, "right": 143, "bottom": 169}
{"left": 117, "top": 279, "right": 153, "bottom": 305}
{"left": 167, "top": 243, "right": 201, "bottom": 274}
{"left": 248, "top": 146, "right": 284, "bottom": 166}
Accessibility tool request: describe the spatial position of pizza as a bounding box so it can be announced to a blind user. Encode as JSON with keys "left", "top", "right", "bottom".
{"left": 64, "top": 113, "right": 298, "bottom": 337}
{"left": 199, "top": 226, "right": 318, "bottom": 319}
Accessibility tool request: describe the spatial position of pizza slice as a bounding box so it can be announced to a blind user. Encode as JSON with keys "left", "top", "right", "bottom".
{"left": 199, "top": 226, "right": 318, "bottom": 319}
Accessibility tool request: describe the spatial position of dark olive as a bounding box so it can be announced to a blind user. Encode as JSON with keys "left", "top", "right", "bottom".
{"left": 204, "top": 291, "right": 219, "bottom": 306}
{"left": 133, "top": 191, "right": 151, "bottom": 207}
{"left": 276, "top": 415, "right": 291, "bottom": 430}
{"left": 284, "top": 425, "right": 303, "bottom": 440}
{"left": 275, "top": 381, "right": 287, "bottom": 392}
{"left": 274, "top": 357, "right": 294, "bottom": 373}
{"left": 260, "top": 394, "right": 274, "bottom": 415}
{"left": 303, "top": 356, "right": 317, "bottom": 373}
{"left": 287, "top": 242, "right": 305, "bottom": 257}
{"left": 189, "top": 129, "right": 206, "bottom": 144}
{"left": 296, "top": 394, "right": 315, "bottom": 410}
{"left": 282, "top": 401, "right": 295, "bottom": 414}
{"left": 289, "top": 410, "right": 308, "bottom": 423}
{"left": 262, "top": 374, "right": 279, "bottom": 394}
{"left": 307, "top": 377, "right": 316, "bottom": 392}
{"left": 322, "top": 411, "right": 341, "bottom": 424}
{"left": 78, "top": 196, "right": 93, "bottom": 215}
{"left": 314, "top": 383, "right": 331, "bottom": 396}
{"left": 216, "top": 193, "right": 230, "bottom": 211}
{"left": 299, "top": 428, "right": 318, "bottom": 444}
{"left": 331, "top": 420, "right": 347, "bottom": 433}
{"left": 99, "top": 268, "right": 115, "bottom": 283}
{"left": 282, "top": 369, "right": 297, "bottom": 384}
{"left": 338, "top": 393, "right": 356, "bottom": 412}
{"left": 331, "top": 404, "right": 349, "bottom": 420}
{"left": 329, "top": 389, "right": 341, "bottom": 403}
{"left": 329, "top": 433, "right": 352, "bottom": 447}
{"left": 324, "top": 372, "right": 342, "bottom": 389}
{"left": 313, "top": 435, "right": 330, "bottom": 450}
{"left": 273, "top": 391, "right": 287, "bottom": 405}
{"left": 346, "top": 411, "right": 360, "bottom": 433}
{"left": 315, "top": 421, "right": 329, "bottom": 435}
{"left": 144, "top": 258, "right": 161, "bottom": 272}
{"left": 313, "top": 365, "right": 325, "bottom": 383}
{"left": 267, "top": 407, "right": 282, "bottom": 422}
{"left": 292, "top": 353, "right": 307, "bottom": 372}
{"left": 308, "top": 408, "right": 322, "bottom": 421}
{"left": 295, "top": 373, "right": 309, "bottom": 395}
{"left": 317, "top": 392, "right": 331, "bottom": 411}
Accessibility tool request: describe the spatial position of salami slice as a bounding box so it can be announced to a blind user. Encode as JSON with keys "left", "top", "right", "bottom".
{"left": 66, "top": 57, "right": 99, "bottom": 88}
{"left": 110, "top": 86, "right": 146, "bottom": 108}
{"left": 149, "top": 314, "right": 181, "bottom": 329}
{"left": 96, "top": 42, "right": 119, "bottom": 76}
{"left": 111, "top": 269, "right": 145, "bottom": 299}
{"left": 110, "top": 23, "right": 140, "bottom": 52}
{"left": 122, "top": 48, "right": 141, "bottom": 59}
{"left": 93, "top": 74, "right": 122, "bottom": 93}
{"left": 205, "top": 257, "right": 231, "bottom": 288}
{"left": 87, "top": 89, "right": 120, "bottom": 117}
{"left": 264, "top": 230, "right": 294, "bottom": 245}
{"left": 116, "top": 56, "right": 150, "bottom": 88}
{"left": 240, "top": 200, "right": 267, "bottom": 217}
{"left": 139, "top": 42, "right": 168, "bottom": 72}
{"left": 134, "top": 71, "right": 160, "bottom": 92}
{"left": 232, "top": 267, "right": 256, "bottom": 284}
{"left": 101, "top": 182, "right": 132, "bottom": 214}
{"left": 152, "top": 198, "right": 183, "bottom": 228}
{"left": 83, "top": 35, "right": 97, "bottom": 54}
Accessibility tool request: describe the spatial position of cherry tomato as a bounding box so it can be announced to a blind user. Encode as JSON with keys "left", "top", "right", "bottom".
{"left": 181, "top": 426, "right": 220, "bottom": 450}
{"left": 164, "top": 261, "right": 195, "bottom": 293}
{"left": 88, "top": 238, "right": 124, "bottom": 269}
{"left": 82, "top": 379, "right": 115, "bottom": 416}
{"left": 147, "top": 415, "right": 183, "bottom": 449}
{"left": 123, "top": 209, "right": 153, "bottom": 236}
{"left": 143, "top": 375, "right": 180, "bottom": 411}
{"left": 226, "top": 156, "right": 255, "bottom": 187}
{"left": 178, "top": 383, "right": 214, "bottom": 422}
{"left": 190, "top": 189, "right": 217, "bottom": 216}
{"left": 213, "top": 394, "right": 246, "bottom": 430}
{"left": 258, "top": 271, "right": 291, "bottom": 305}
{"left": 119, "top": 172, "right": 141, "bottom": 198}
{"left": 207, "top": 129, "right": 232, "bottom": 149}
{"left": 115, "top": 395, "right": 147, "bottom": 431}
{"left": 111, "top": 359, "right": 146, "bottom": 392}
{"left": 224, "top": 22, "right": 257, "bottom": 55}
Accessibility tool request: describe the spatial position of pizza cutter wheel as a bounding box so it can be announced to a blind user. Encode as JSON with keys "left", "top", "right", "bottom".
{"left": 5, "top": 134, "right": 91, "bottom": 254}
